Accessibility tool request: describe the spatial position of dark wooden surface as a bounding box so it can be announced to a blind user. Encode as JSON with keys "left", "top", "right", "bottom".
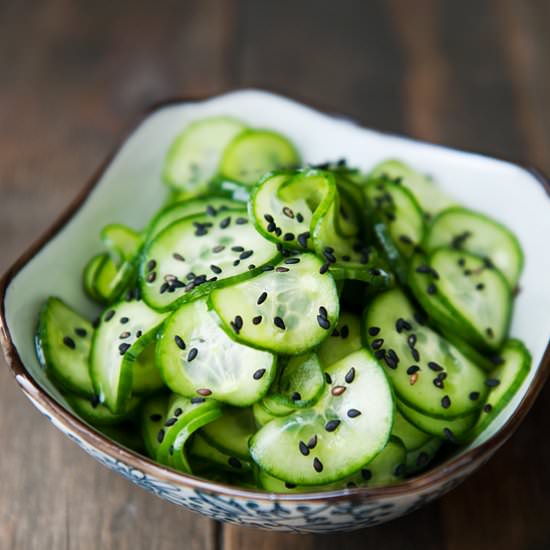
{"left": 1, "top": 1, "right": 549, "bottom": 548}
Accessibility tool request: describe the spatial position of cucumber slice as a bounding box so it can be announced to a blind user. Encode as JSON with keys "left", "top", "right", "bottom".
{"left": 35, "top": 298, "right": 95, "bottom": 397}
{"left": 141, "top": 393, "right": 170, "bottom": 458}
{"left": 157, "top": 298, "right": 276, "bottom": 406}
{"left": 190, "top": 432, "right": 253, "bottom": 473}
{"left": 318, "top": 311, "right": 362, "bottom": 367}
{"left": 201, "top": 407, "right": 256, "bottom": 460}
{"left": 131, "top": 340, "right": 165, "bottom": 395}
{"left": 392, "top": 410, "right": 431, "bottom": 451}
{"left": 262, "top": 352, "right": 325, "bottom": 410}
{"left": 155, "top": 394, "right": 223, "bottom": 468}
{"left": 249, "top": 169, "right": 335, "bottom": 252}
{"left": 373, "top": 222, "right": 409, "bottom": 284}
{"left": 65, "top": 393, "right": 140, "bottom": 426}
{"left": 405, "top": 437, "right": 442, "bottom": 474}
{"left": 429, "top": 248, "right": 511, "bottom": 350}
{"left": 209, "top": 253, "right": 339, "bottom": 354}
{"left": 369, "top": 159, "right": 455, "bottom": 217}
{"left": 363, "top": 288, "right": 488, "bottom": 419}
{"left": 249, "top": 349, "right": 394, "bottom": 485}
{"left": 424, "top": 206, "right": 523, "bottom": 287}
{"left": 464, "top": 339, "right": 531, "bottom": 441}
{"left": 220, "top": 129, "right": 300, "bottom": 185}
{"left": 83, "top": 254, "right": 107, "bottom": 302}
{"left": 258, "top": 437, "right": 406, "bottom": 492}
{"left": 208, "top": 176, "right": 251, "bottom": 202}
{"left": 163, "top": 116, "right": 247, "bottom": 195}
{"left": 100, "top": 224, "right": 141, "bottom": 263}
{"left": 364, "top": 178, "right": 425, "bottom": 258}
{"left": 398, "top": 399, "right": 478, "bottom": 440}
{"left": 140, "top": 209, "right": 279, "bottom": 311}
{"left": 146, "top": 197, "right": 242, "bottom": 244}
{"left": 252, "top": 401, "right": 279, "bottom": 427}
{"left": 90, "top": 299, "right": 166, "bottom": 413}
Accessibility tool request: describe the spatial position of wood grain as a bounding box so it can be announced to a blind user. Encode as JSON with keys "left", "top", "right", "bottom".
{"left": 1, "top": 0, "right": 550, "bottom": 548}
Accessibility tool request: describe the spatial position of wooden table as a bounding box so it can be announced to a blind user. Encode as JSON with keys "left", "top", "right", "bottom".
{"left": 1, "top": 1, "right": 549, "bottom": 548}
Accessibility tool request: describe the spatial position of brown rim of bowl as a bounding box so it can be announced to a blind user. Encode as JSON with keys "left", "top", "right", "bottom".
{"left": 1, "top": 89, "right": 550, "bottom": 504}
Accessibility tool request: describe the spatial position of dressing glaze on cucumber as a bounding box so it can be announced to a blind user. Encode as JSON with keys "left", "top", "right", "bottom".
{"left": 35, "top": 115, "right": 530, "bottom": 494}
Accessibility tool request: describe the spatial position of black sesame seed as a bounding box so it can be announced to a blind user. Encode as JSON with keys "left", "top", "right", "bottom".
{"left": 384, "top": 354, "right": 398, "bottom": 369}
{"left": 220, "top": 217, "right": 231, "bottom": 229}
{"left": 119, "top": 331, "right": 131, "bottom": 339}
{"left": 248, "top": 264, "right": 256, "bottom": 270}
{"left": 195, "top": 226, "right": 208, "bottom": 236}
{"left": 233, "top": 315, "right": 243, "bottom": 330}
{"left": 347, "top": 409, "right": 361, "bottom": 418}
{"left": 476, "top": 283, "right": 485, "bottom": 291}
{"left": 486, "top": 327, "right": 494, "bottom": 338}
{"left": 283, "top": 232, "right": 295, "bottom": 241}
{"left": 296, "top": 213, "right": 304, "bottom": 223}
{"left": 469, "top": 392, "right": 480, "bottom": 401}
{"left": 187, "top": 348, "right": 198, "bottom": 362}
{"left": 323, "top": 249, "right": 337, "bottom": 263}
{"left": 165, "top": 417, "right": 177, "bottom": 427}
{"left": 395, "top": 318, "right": 412, "bottom": 333}
{"left": 285, "top": 257, "right": 300, "bottom": 265}
{"left": 411, "top": 348, "right": 420, "bottom": 362}
{"left": 104, "top": 310, "right": 115, "bottom": 322}
{"left": 483, "top": 404, "right": 493, "bottom": 413}
{"left": 233, "top": 259, "right": 240, "bottom": 267}
{"left": 252, "top": 315, "right": 262, "bottom": 325}
{"left": 205, "top": 205, "right": 217, "bottom": 216}
{"left": 443, "top": 427, "right": 457, "bottom": 443}
{"left": 274, "top": 316, "right": 286, "bottom": 330}
{"left": 361, "top": 469, "right": 372, "bottom": 481}
{"left": 291, "top": 392, "right": 301, "bottom": 401}
{"left": 307, "top": 435, "right": 318, "bottom": 449}
{"left": 276, "top": 267, "right": 290, "bottom": 273}
{"left": 427, "top": 361, "right": 443, "bottom": 372}
{"left": 297, "top": 232, "right": 309, "bottom": 248}
{"left": 275, "top": 227, "right": 282, "bottom": 237}
{"left": 92, "top": 317, "right": 100, "bottom": 329}
{"left": 264, "top": 213, "right": 274, "bottom": 223}
{"left": 262, "top": 265, "right": 274, "bottom": 272}
{"left": 394, "top": 463, "right": 406, "bottom": 477}
{"left": 236, "top": 217, "right": 247, "bottom": 225}
{"left": 340, "top": 325, "right": 349, "bottom": 339}
{"left": 345, "top": 367, "right": 355, "bottom": 384}
{"left": 266, "top": 222, "right": 276, "bottom": 232}
{"left": 318, "top": 306, "right": 328, "bottom": 319}
{"left": 173, "top": 253, "right": 185, "bottom": 261}
{"left": 441, "top": 395, "right": 451, "bottom": 409}
{"left": 191, "top": 397, "right": 205, "bottom": 404}
{"left": 371, "top": 338, "right": 384, "bottom": 350}
{"left": 240, "top": 250, "right": 253, "bottom": 260}
{"left": 433, "top": 377, "right": 444, "bottom": 389}
{"left": 342, "top": 255, "right": 351, "bottom": 262}
{"left": 313, "top": 458, "right": 323, "bottom": 473}
{"left": 135, "top": 330, "right": 142, "bottom": 338}
{"left": 63, "top": 336, "right": 76, "bottom": 349}
{"left": 464, "top": 269, "right": 472, "bottom": 276}
{"left": 416, "top": 452, "right": 430, "bottom": 468}
{"left": 147, "top": 272, "right": 157, "bottom": 283}
{"left": 285, "top": 482, "right": 297, "bottom": 489}
{"left": 299, "top": 441, "right": 310, "bottom": 456}
{"left": 317, "top": 315, "right": 330, "bottom": 330}
{"left": 367, "top": 327, "right": 380, "bottom": 338}
{"left": 257, "top": 292, "right": 268, "bottom": 305}
{"left": 150, "top": 414, "right": 162, "bottom": 422}
{"left": 427, "top": 284, "right": 437, "bottom": 295}
{"left": 210, "top": 264, "right": 222, "bottom": 274}
{"left": 253, "top": 368, "right": 266, "bottom": 380}
{"left": 325, "top": 372, "right": 332, "bottom": 384}
{"left": 228, "top": 456, "right": 242, "bottom": 469}
{"left": 407, "top": 334, "right": 417, "bottom": 348}
{"left": 407, "top": 365, "right": 420, "bottom": 375}
{"left": 174, "top": 408, "right": 183, "bottom": 417}
{"left": 194, "top": 274, "right": 207, "bottom": 284}
{"left": 319, "top": 262, "right": 330, "bottom": 274}
{"left": 212, "top": 245, "right": 225, "bottom": 253}
{"left": 159, "top": 282, "right": 170, "bottom": 294}
{"left": 325, "top": 419, "right": 341, "bottom": 432}
{"left": 146, "top": 259, "right": 157, "bottom": 272}
{"left": 490, "top": 355, "right": 504, "bottom": 366}
{"left": 485, "top": 378, "right": 500, "bottom": 388}
{"left": 174, "top": 335, "right": 186, "bottom": 351}
{"left": 458, "top": 258, "right": 465, "bottom": 267}
{"left": 157, "top": 429, "right": 165, "bottom": 443}
{"left": 415, "top": 264, "right": 432, "bottom": 274}
{"left": 119, "top": 343, "right": 130, "bottom": 355}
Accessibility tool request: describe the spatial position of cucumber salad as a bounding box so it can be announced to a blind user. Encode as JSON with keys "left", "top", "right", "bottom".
{"left": 35, "top": 116, "right": 531, "bottom": 492}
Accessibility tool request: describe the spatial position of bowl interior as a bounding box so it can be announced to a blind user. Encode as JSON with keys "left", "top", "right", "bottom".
{"left": 4, "top": 89, "right": 550, "bottom": 461}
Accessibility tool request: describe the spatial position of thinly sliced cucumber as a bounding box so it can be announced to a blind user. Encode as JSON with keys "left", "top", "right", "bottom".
{"left": 90, "top": 299, "right": 166, "bottom": 413}
{"left": 252, "top": 401, "right": 279, "bottom": 427}
{"left": 93, "top": 254, "right": 136, "bottom": 304}
{"left": 146, "top": 197, "right": 242, "bottom": 244}
{"left": 141, "top": 394, "right": 170, "bottom": 458}
{"left": 65, "top": 393, "right": 140, "bottom": 426}
{"left": 35, "top": 298, "right": 94, "bottom": 397}
{"left": 201, "top": 407, "right": 256, "bottom": 460}
{"left": 318, "top": 311, "right": 362, "bottom": 367}
{"left": 334, "top": 174, "right": 366, "bottom": 236}
{"left": 424, "top": 206, "right": 523, "bottom": 287}
{"left": 249, "top": 169, "right": 334, "bottom": 251}
{"left": 163, "top": 116, "right": 247, "bottom": 195}
{"left": 157, "top": 298, "right": 276, "bottom": 406}
{"left": 463, "top": 339, "right": 531, "bottom": 441}
{"left": 406, "top": 437, "right": 442, "bottom": 474}
{"left": 249, "top": 349, "right": 394, "bottom": 485}
{"left": 368, "top": 159, "right": 455, "bottom": 217}
{"left": 258, "top": 437, "right": 406, "bottom": 492}
{"left": 208, "top": 177, "right": 251, "bottom": 202}
{"left": 220, "top": 129, "right": 300, "bottom": 185}
{"left": 83, "top": 254, "right": 107, "bottom": 302}
{"left": 100, "top": 224, "right": 141, "bottom": 263}
{"left": 131, "top": 340, "right": 164, "bottom": 395}
{"left": 209, "top": 253, "right": 339, "bottom": 354}
{"left": 373, "top": 222, "right": 409, "bottom": 284}
{"left": 190, "top": 433, "right": 252, "bottom": 473}
{"left": 429, "top": 248, "right": 511, "bottom": 351}
{"left": 398, "top": 399, "right": 478, "bottom": 440}
{"left": 392, "top": 410, "right": 431, "bottom": 451}
{"left": 364, "top": 178, "right": 425, "bottom": 258}
{"left": 140, "top": 209, "right": 279, "bottom": 311}
{"left": 262, "top": 352, "right": 325, "bottom": 410}
{"left": 363, "top": 288, "right": 488, "bottom": 419}
{"left": 156, "top": 394, "right": 223, "bottom": 469}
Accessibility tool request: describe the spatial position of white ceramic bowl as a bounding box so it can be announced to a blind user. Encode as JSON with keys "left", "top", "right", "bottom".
{"left": 1, "top": 90, "right": 549, "bottom": 533}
